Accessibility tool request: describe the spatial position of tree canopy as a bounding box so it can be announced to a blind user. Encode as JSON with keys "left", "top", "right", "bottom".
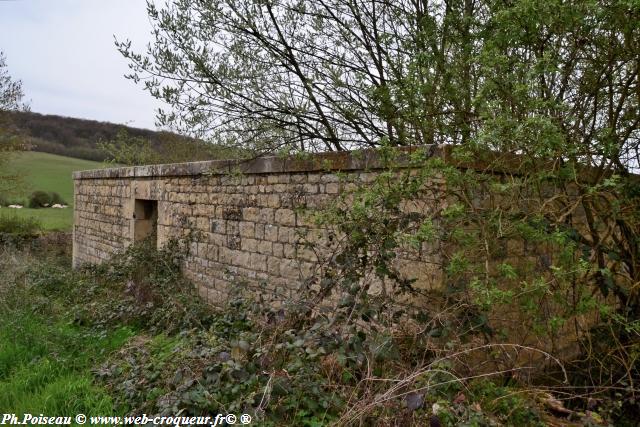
{"left": 121, "top": 2, "right": 640, "bottom": 401}
{"left": 120, "top": 0, "right": 638, "bottom": 170}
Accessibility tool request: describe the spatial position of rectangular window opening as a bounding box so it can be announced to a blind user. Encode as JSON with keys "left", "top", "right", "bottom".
{"left": 133, "top": 199, "right": 158, "bottom": 247}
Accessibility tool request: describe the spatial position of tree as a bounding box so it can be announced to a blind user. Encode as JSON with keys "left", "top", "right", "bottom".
{"left": 0, "top": 51, "right": 28, "bottom": 193}
{"left": 121, "top": 0, "right": 640, "bottom": 312}
{"left": 119, "top": 0, "right": 486, "bottom": 153}
{"left": 0, "top": 52, "right": 27, "bottom": 112}
{"left": 123, "top": 0, "right": 640, "bottom": 392}
{"left": 120, "top": 1, "right": 638, "bottom": 163}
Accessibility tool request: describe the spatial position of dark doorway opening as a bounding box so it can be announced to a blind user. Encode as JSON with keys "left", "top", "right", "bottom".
{"left": 133, "top": 199, "right": 158, "bottom": 247}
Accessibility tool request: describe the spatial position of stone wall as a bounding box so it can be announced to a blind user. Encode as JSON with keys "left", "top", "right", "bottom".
{"left": 73, "top": 147, "right": 445, "bottom": 305}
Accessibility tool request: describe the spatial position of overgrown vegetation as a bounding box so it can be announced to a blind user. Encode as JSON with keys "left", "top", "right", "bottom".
{"left": 0, "top": 236, "right": 596, "bottom": 425}
{"left": 1, "top": 234, "right": 630, "bottom": 425}
{"left": 299, "top": 145, "right": 640, "bottom": 425}
{"left": 0, "top": 213, "right": 41, "bottom": 239}
{"left": 0, "top": 241, "right": 121, "bottom": 416}
{"left": 116, "top": 0, "right": 639, "bottom": 422}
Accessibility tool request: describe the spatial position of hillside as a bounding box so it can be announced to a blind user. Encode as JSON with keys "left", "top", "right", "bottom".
{"left": 3, "top": 110, "right": 228, "bottom": 163}
{"left": 0, "top": 152, "right": 103, "bottom": 230}
{"left": 10, "top": 151, "right": 102, "bottom": 204}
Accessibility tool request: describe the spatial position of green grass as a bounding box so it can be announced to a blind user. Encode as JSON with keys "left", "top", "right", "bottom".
{"left": 0, "top": 254, "right": 135, "bottom": 415}
{"left": 10, "top": 152, "right": 103, "bottom": 204}
{"left": 1, "top": 152, "right": 103, "bottom": 231}
{"left": 0, "top": 316, "right": 132, "bottom": 415}
{"left": 0, "top": 208, "right": 71, "bottom": 231}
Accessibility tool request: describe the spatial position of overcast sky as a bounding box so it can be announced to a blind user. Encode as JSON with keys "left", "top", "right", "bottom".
{"left": 0, "top": 0, "right": 163, "bottom": 130}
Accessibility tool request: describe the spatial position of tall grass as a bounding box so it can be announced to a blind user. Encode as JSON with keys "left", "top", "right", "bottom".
{"left": 0, "top": 213, "right": 41, "bottom": 236}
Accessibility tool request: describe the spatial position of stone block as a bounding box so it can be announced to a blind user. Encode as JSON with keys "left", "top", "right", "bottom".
{"left": 271, "top": 184, "right": 289, "bottom": 193}
{"left": 260, "top": 208, "right": 275, "bottom": 223}
{"left": 278, "top": 226, "right": 294, "bottom": 243}
{"left": 265, "top": 194, "right": 280, "bottom": 208}
{"left": 267, "top": 256, "right": 280, "bottom": 275}
{"left": 257, "top": 240, "right": 273, "bottom": 255}
{"left": 272, "top": 243, "right": 284, "bottom": 257}
{"left": 239, "top": 221, "right": 255, "bottom": 238}
{"left": 279, "top": 259, "right": 300, "bottom": 279}
{"left": 302, "top": 183, "right": 318, "bottom": 194}
{"left": 265, "top": 225, "right": 278, "bottom": 241}
{"left": 211, "top": 219, "right": 226, "bottom": 234}
{"left": 241, "top": 238, "right": 259, "bottom": 252}
{"left": 307, "top": 174, "right": 321, "bottom": 183}
{"left": 325, "top": 182, "right": 340, "bottom": 194}
{"left": 321, "top": 174, "right": 340, "bottom": 183}
{"left": 275, "top": 209, "right": 296, "bottom": 226}
{"left": 254, "top": 223, "right": 265, "bottom": 239}
{"left": 242, "top": 207, "right": 261, "bottom": 222}
{"left": 227, "top": 233, "right": 242, "bottom": 250}
{"left": 267, "top": 174, "right": 288, "bottom": 184}
{"left": 283, "top": 243, "right": 296, "bottom": 258}
{"left": 250, "top": 253, "right": 267, "bottom": 271}
{"left": 290, "top": 173, "right": 307, "bottom": 183}
{"left": 205, "top": 244, "right": 219, "bottom": 261}
{"left": 196, "top": 216, "right": 209, "bottom": 231}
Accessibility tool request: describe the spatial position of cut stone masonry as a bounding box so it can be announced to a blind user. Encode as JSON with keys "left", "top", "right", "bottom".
{"left": 73, "top": 146, "right": 446, "bottom": 305}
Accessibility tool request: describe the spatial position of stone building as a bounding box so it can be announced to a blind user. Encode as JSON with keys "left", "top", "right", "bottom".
{"left": 73, "top": 144, "right": 620, "bottom": 362}
{"left": 72, "top": 147, "right": 444, "bottom": 305}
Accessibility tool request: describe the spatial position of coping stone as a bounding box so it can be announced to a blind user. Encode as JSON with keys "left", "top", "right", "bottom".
{"left": 73, "top": 145, "right": 445, "bottom": 180}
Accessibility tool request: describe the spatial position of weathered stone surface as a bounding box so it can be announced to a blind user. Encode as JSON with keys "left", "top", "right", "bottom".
{"left": 72, "top": 148, "right": 446, "bottom": 305}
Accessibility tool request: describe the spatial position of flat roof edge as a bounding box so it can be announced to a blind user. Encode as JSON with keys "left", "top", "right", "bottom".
{"left": 73, "top": 145, "right": 444, "bottom": 180}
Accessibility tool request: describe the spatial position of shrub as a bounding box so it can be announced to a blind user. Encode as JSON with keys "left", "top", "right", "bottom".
{"left": 80, "top": 236, "right": 213, "bottom": 334}
{"left": 0, "top": 194, "right": 24, "bottom": 207}
{"left": 28, "top": 191, "right": 51, "bottom": 208}
{"left": 49, "top": 192, "right": 66, "bottom": 205}
{"left": 27, "top": 191, "right": 67, "bottom": 208}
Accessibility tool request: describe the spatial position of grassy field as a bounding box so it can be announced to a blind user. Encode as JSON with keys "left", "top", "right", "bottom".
{"left": 0, "top": 152, "right": 103, "bottom": 231}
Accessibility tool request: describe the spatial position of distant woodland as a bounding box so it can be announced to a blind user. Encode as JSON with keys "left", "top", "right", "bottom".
{"left": 3, "top": 110, "right": 228, "bottom": 163}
